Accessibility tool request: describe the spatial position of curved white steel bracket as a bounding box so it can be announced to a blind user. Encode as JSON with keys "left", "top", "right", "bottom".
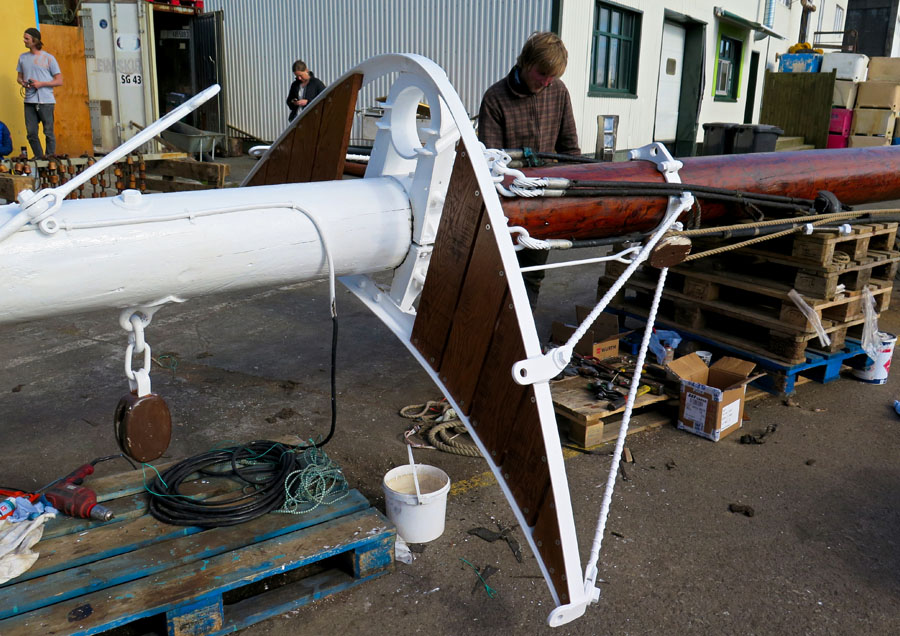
{"left": 337, "top": 54, "right": 588, "bottom": 626}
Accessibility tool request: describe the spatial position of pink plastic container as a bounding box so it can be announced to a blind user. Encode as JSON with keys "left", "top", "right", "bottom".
{"left": 830, "top": 108, "right": 853, "bottom": 135}
{"left": 827, "top": 133, "right": 850, "bottom": 149}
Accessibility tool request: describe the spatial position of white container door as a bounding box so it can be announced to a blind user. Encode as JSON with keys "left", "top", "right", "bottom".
{"left": 654, "top": 22, "right": 686, "bottom": 142}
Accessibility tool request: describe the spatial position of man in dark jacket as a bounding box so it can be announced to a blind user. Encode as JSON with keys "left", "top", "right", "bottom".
{"left": 478, "top": 32, "right": 581, "bottom": 307}
{"left": 286, "top": 60, "right": 326, "bottom": 122}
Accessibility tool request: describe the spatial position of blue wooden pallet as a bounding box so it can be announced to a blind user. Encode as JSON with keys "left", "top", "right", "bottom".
{"left": 614, "top": 310, "right": 870, "bottom": 395}
{"left": 0, "top": 474, "right": 394, "bottom": 635}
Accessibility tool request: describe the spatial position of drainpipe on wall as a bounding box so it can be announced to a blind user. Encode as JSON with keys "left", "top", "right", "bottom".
{"left": 755, "top": 0, "right": 776, "bottom": 41}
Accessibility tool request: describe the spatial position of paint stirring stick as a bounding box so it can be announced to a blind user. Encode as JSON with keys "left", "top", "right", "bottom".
{"left": 407, "top": 444, "right": 423, "bottom": 505}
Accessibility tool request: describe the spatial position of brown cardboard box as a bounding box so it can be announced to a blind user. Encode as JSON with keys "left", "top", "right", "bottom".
{"left": 669, "top": 353, "right": 756, "bottom": 442}
{"left": 550, "top": 307, "right": 619, "bottom": 360}
{"left": 849, "top": 134, "right": 891, "bottom": 148}
{"left": 867, "top": 57, "right": 900, "bottom": 82}
{"left": 833, "top": 80, "right": 858, "bottom": 108}
{"left": 855, "top": 81, "right": 900, "bottom": 110}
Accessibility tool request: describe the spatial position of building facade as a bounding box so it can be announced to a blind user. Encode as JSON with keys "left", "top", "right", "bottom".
{"left": 559, "top": 0, "right": 848, "bottom": 156}
{"left": 204, "top": 0, "right": 848, "bottom": 156}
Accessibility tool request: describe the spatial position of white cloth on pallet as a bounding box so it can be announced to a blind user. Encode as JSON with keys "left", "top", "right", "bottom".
{"left": 0, "top": 512, "right": 54, "bottom": 584}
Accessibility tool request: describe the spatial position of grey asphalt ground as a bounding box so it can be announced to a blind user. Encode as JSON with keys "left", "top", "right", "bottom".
{"left": 1, "top": 157, "right": 898, "bottom": 635}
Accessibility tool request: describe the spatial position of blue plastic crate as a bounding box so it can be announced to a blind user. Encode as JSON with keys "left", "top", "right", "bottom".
{"left": 779, "top": 53, "right": 823, "bottom": 73}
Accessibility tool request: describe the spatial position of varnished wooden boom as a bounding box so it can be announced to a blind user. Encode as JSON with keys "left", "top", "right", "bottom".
{"left": 501, "top": 147, "right": 900, "bottom": 240}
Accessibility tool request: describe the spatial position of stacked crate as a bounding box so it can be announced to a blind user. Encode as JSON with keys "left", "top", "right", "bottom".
{"left": 602, "top": 223, "right": 899, "bottom": 366}
{"left": 828, "top": 52, "right": 868, "bottom": 149}
{"left": 851, "top": 57, "right": 900, "bottom": 147}
{"left": 824, "top": 53, "right": 868, "bottom": 148}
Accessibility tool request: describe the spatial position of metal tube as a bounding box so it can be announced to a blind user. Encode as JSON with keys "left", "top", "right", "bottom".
{"left": 0, "top": 178, "right": 412, "bottom": 324}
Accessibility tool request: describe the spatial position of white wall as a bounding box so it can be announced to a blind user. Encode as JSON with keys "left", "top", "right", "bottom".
{"left": 558, "top": 0, "right": 847, "bottom": 154}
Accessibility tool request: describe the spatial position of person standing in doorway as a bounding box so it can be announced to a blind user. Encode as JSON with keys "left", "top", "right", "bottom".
{"left": 286, "top": 60, "right": 326, "bottom": 122}
{"left": 16, "top": 27, "right": 62, "bottom": 158}
{"left": 478, "top": 31, "right": 580, "bottom": 308}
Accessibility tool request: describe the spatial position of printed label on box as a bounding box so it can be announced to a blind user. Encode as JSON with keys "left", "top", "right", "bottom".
{"left": 720, "top": 400, "right": 741, "bottom": 431}
{"left": 684, "top": 392, "right": 708, "bottom": 424}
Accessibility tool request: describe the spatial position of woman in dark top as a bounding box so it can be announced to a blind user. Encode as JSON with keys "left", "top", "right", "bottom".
{"left": 286, "top": 60, "right": 326, "bottom": 122}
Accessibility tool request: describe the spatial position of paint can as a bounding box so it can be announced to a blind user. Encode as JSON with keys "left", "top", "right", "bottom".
{"left": 382, "top": 464, "right": 451, "bottom": 543}
{"left": 852, "top": 333, "right": 897, "bottom": 384}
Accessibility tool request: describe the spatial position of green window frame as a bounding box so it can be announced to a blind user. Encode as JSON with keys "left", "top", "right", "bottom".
{"left": 589, "top": 1, "right": 641, "bottom": 97}
{"left": 715, "top": 32, "right": 743, "bottom": 101}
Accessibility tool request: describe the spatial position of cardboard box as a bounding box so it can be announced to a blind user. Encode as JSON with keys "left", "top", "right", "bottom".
{"left": 829, "top": 108, "right": 853, "bottom": 135}
{"left": 849, "top": 134, "right": 890, "bottom": 148}
{"left": 851, "top": 108, "right": 897, "bottom": 137}
{"left": 856, "top": 81, "right": 900, "bottom": 110}
{"left": 833, "top": 80, "right": 859, "bottom": 108}
{"left": 821, "top": 52, "right": 869, "bottom": 81}
{"left": 550, "top": 307, "right": 619, "bottom": 360}
{"left": 669, "top": 353, "right": 756, "bottom": 442}
{"left": 867, "top": 57, "right": 900, "bottom": 82}
{"left": 827, "top": 133, "right": 849, "bottom": 149}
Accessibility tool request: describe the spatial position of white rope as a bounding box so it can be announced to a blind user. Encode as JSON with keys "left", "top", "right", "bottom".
{"left": 559, "top": 194, "right": 692, "bottom": 354}
{"left": 346, "top": 153, "right": 370, "bottom": 163}
{"left": 483, "top": 146, "right": 548, "bottom": 197}
{"left": 583, "top": 263, "right": 669, "bottom": 598}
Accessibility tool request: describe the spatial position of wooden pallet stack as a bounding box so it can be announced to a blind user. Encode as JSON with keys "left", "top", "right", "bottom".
{"left": 603, "top": 222, "right": 899, "bottom": 366}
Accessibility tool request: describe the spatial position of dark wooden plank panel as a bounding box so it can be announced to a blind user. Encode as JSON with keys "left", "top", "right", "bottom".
{"left": 760, "top": 70, "right": 835, "bottom": 149}
{"left": 531, "top": 490, "right": 572, "bottom": 605}
{"left": 411, "top": 145, "right": 483, "bottom": 369}
{"left": 438, "top": 208, "right": 509, "bottom": 413}
{"left": 499, "top": 395, "right": 551, "bottom": 526}
{"left": 309, "top": 73, "right": 363, "bottom": 182}
{"left": 284, "top": 107, "right": 323, "bottom": 184}
{"left": 251, "top": 121, "right": 297, "bottom": 186}
{"left": 466, "top": 290, "right": 529, "bottom": 464}
{"left": 245, "top": 73, "right": 362, "bottom": 187}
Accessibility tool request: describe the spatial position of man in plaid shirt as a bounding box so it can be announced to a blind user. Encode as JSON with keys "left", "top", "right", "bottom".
{"left": 478, "top": 32, "right": 580, "bottom": 308}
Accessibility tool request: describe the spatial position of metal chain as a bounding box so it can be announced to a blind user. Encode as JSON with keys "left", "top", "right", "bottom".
{"left": 123, "top": 312, "right": 153, "bottom": 396}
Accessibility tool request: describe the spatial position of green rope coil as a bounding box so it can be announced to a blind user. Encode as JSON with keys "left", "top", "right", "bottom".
{"left": 277, "top": 445, "right": 350, "bottom": 514}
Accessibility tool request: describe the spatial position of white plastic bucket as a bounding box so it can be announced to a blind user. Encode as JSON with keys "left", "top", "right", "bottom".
{"left": 695, "top": 350, "right": 713, "bottom": 366}
{"left": 853, "top": 333, "right": 897, "bottom": 384}
{"left": 382, "top": 464, "right": 451, "bottom": 543}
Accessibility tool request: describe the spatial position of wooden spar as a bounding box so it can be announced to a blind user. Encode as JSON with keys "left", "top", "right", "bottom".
{"left": 500, "top": 147, "right": 900, "bottom": 240}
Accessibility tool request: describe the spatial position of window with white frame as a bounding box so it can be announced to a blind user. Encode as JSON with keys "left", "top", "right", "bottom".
{"left": 834, "top": 5, "right": 845, "bottom": 30}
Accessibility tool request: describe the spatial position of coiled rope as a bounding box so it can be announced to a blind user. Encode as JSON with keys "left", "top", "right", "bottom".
{"left": 400, "top": 400, "right": 482, "bottom": 458}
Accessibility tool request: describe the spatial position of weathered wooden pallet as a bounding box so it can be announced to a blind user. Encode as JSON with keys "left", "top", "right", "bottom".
{"left": 0, "top": 477, "right": 394, "bottom": 636}
{"left": 692, "top": 241, "right": 900, "bottom": 299}
{"left": 606, "top": 261, "right": 893, "bottom": 332}
{"left": 551, "top": 376, "right": 672, "bottom": 447}
{"left": 710, "top": 222, "right": 898, "bottom": 268}
{"left": 607, "top": 289, "right": 852, "bottom": 365}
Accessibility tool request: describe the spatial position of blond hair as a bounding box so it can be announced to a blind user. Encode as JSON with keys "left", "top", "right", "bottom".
{"left": 517, "top": 31, "right": 568, "bottom": 77}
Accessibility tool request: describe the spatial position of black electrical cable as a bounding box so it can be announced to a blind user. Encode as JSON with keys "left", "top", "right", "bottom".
{"left": 148, "top": 440, "right": 298, "bottom": 527}
{"left": 148, "top": 311, "right": 340, "bottom": 527}
{"left": 554, "top": 188, "right": 808, "bottom": 212}
{"left": 563, "top": 180, "right": 821, "bottom": 207}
